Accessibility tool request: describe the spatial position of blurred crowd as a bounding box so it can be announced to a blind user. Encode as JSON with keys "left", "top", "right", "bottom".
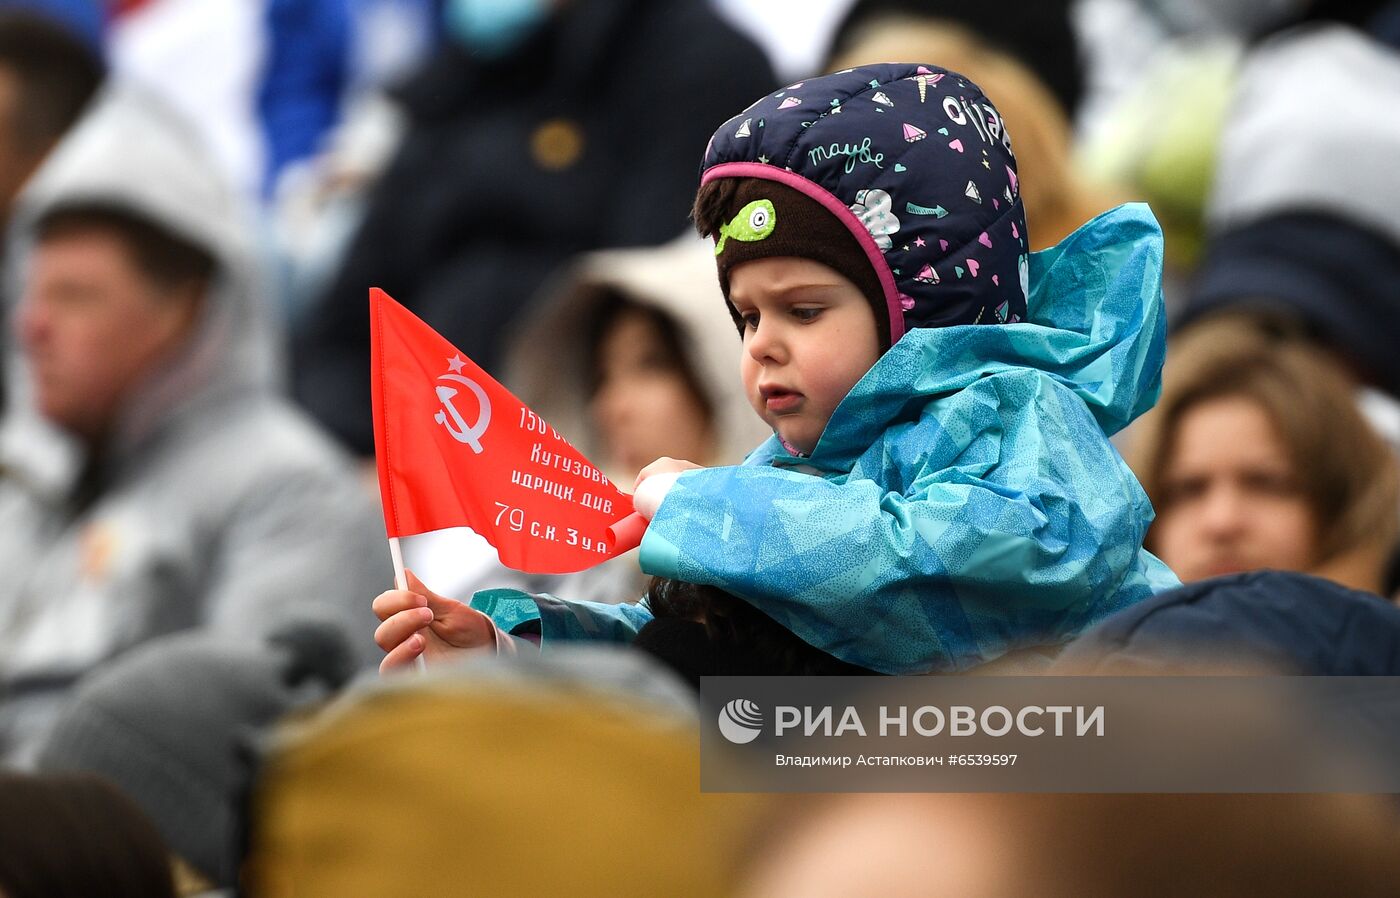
{"left": 1, "top": 0, "right": 1400, "bottom": 895}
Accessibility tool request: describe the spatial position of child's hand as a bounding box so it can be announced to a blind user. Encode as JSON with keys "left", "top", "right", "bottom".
{"left": 372, "top": 570, "right": 497, "bottom": 674}
{"left": 633, "top": 457, "right": 704, "bottom": 519}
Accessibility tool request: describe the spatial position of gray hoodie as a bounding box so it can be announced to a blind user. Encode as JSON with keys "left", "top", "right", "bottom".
{"left": 0, "top": 85, "right": 386, "bottom": 764}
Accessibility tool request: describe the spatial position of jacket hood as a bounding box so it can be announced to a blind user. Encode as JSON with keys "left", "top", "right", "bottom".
{"left": 504, "top": 235, "right": 770, "bottom": 478}
{"left": 2, "top": 83, "right": 277, "bottom": 484}
{"left": 701, "top": 62, "right": 1029, "bottom": 341}
{"left": 1204, "top": 24, "right": 1400, "bottom": 249}
{"left": 752, "top": 202, "right": 1168, "bottom": 469}
{"left": 1180, "top": 24, "right": 1400, "bottom": 397}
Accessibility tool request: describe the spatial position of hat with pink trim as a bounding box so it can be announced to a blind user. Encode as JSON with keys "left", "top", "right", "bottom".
{"left": 699, "top": 63, "right": 1029, "bottom": 343}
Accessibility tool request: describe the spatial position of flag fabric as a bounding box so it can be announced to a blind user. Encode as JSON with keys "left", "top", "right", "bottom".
{"left": 370, "top": 288, "right": 645, "bottom": 574}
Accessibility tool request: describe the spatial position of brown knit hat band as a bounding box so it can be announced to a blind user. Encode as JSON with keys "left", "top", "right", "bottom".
{"left": 711, "top": 179, "right": 890, "bottom": 348}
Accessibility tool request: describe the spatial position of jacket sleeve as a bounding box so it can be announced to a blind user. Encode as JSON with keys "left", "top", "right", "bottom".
{"left": 469, "top": 589, "right": 654, "bottom": 647}
{"left": 201, "top": 465, "right": 390, "bottom": 670}
{"left": 636, "top": 373, "right": 1167, "bottom": 674}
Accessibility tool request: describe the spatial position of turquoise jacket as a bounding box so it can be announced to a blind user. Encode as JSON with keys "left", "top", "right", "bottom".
{"left": 473, "top": 203, "right": 1181, "bottom": 674}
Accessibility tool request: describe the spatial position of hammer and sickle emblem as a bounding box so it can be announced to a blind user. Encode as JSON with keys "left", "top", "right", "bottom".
{"left": 434, "top": 374, "right": 491, "bottom": 453}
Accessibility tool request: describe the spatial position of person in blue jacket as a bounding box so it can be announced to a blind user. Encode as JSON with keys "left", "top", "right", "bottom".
{"left": 373, "top": 63, "right": 1180, "bottom": 676}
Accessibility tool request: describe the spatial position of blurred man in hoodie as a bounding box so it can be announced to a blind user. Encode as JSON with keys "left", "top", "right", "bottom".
{"left": 0, "top": 86, "right": 386, "bottom": 765}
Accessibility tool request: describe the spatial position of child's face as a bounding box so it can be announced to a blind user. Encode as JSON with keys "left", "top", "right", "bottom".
{"left": 590, "top": 307, "right": 714, "bottom": 478}
{"left": 1152, "top": 395, "right": 1318, "bottom": 582}
{"left": 729, "top": 257, "right": 882, "bottom": 455}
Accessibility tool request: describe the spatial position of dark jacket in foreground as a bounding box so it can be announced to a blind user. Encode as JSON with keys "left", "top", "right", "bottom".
{"left": 1057, "top": 570, "right": 1400, "bottom": 674}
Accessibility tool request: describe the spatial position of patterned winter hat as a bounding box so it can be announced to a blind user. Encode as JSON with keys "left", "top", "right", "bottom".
{"left": 699, "top": 63, "right": 1030, "bottom": 344}
{"left": 707, "top": 177, "right": 892, "bottom": 347}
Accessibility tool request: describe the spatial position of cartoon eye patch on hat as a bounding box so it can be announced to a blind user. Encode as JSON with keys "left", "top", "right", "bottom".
{"left": 715, "top": 199, "right": 776, "bottom": 255}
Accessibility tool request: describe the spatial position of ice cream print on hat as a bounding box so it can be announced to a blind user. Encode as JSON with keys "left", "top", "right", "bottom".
{"left": 702, "top": 63, "right": 1029, "bottom": 340}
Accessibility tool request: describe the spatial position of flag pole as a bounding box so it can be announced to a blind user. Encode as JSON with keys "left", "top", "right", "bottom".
{"left": 388, "top": 536, "right": 408, "bottom": 590}
{"left": 387, "top": 536, "right": 428, "bottom": 673}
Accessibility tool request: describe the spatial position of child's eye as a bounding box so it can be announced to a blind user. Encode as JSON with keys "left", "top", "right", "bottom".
{"left": 1160, "top": 476, "right": 1206, "bottom": 505}
{"left": 1241, "top": 470, "right": 1299, "bottom": 497}
{"left": 792, "top": 308, "right": 822, "bottom": 322}
{"left": 740, "top": 311, "right": 760, "bottom": 330}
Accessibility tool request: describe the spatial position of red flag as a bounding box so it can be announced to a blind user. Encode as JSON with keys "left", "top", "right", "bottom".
{"left": 370, "top": 288, "right": 645, "bottom": 574}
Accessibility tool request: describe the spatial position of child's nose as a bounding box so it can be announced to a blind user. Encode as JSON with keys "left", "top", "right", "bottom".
{"left": 589, "top": 378, "right": 632, "bottom": 429}
{"left": 1198, "top": 484, "right": 1248, "bottom": 539}
{"left": 746, "top": 319, "right": 785, "bottom": 365}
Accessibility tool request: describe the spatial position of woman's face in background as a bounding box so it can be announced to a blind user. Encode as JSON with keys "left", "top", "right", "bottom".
{"left": 1151, "top": 395, "right": 1319, "bottom": 582}
{"left": 590, "top": 308, "right": 714, "bottom": 479}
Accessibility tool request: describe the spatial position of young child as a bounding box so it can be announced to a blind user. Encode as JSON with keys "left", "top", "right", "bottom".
{"left": 373, "top": 63, "right": 1180, "bottom": 676}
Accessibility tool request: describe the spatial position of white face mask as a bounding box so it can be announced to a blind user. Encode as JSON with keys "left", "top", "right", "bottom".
{"left": 444, "top": 0, "right": 550, "bottom": 58}
{"left": 1141, "top": 0, "right": 1312, "bottom": 37}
